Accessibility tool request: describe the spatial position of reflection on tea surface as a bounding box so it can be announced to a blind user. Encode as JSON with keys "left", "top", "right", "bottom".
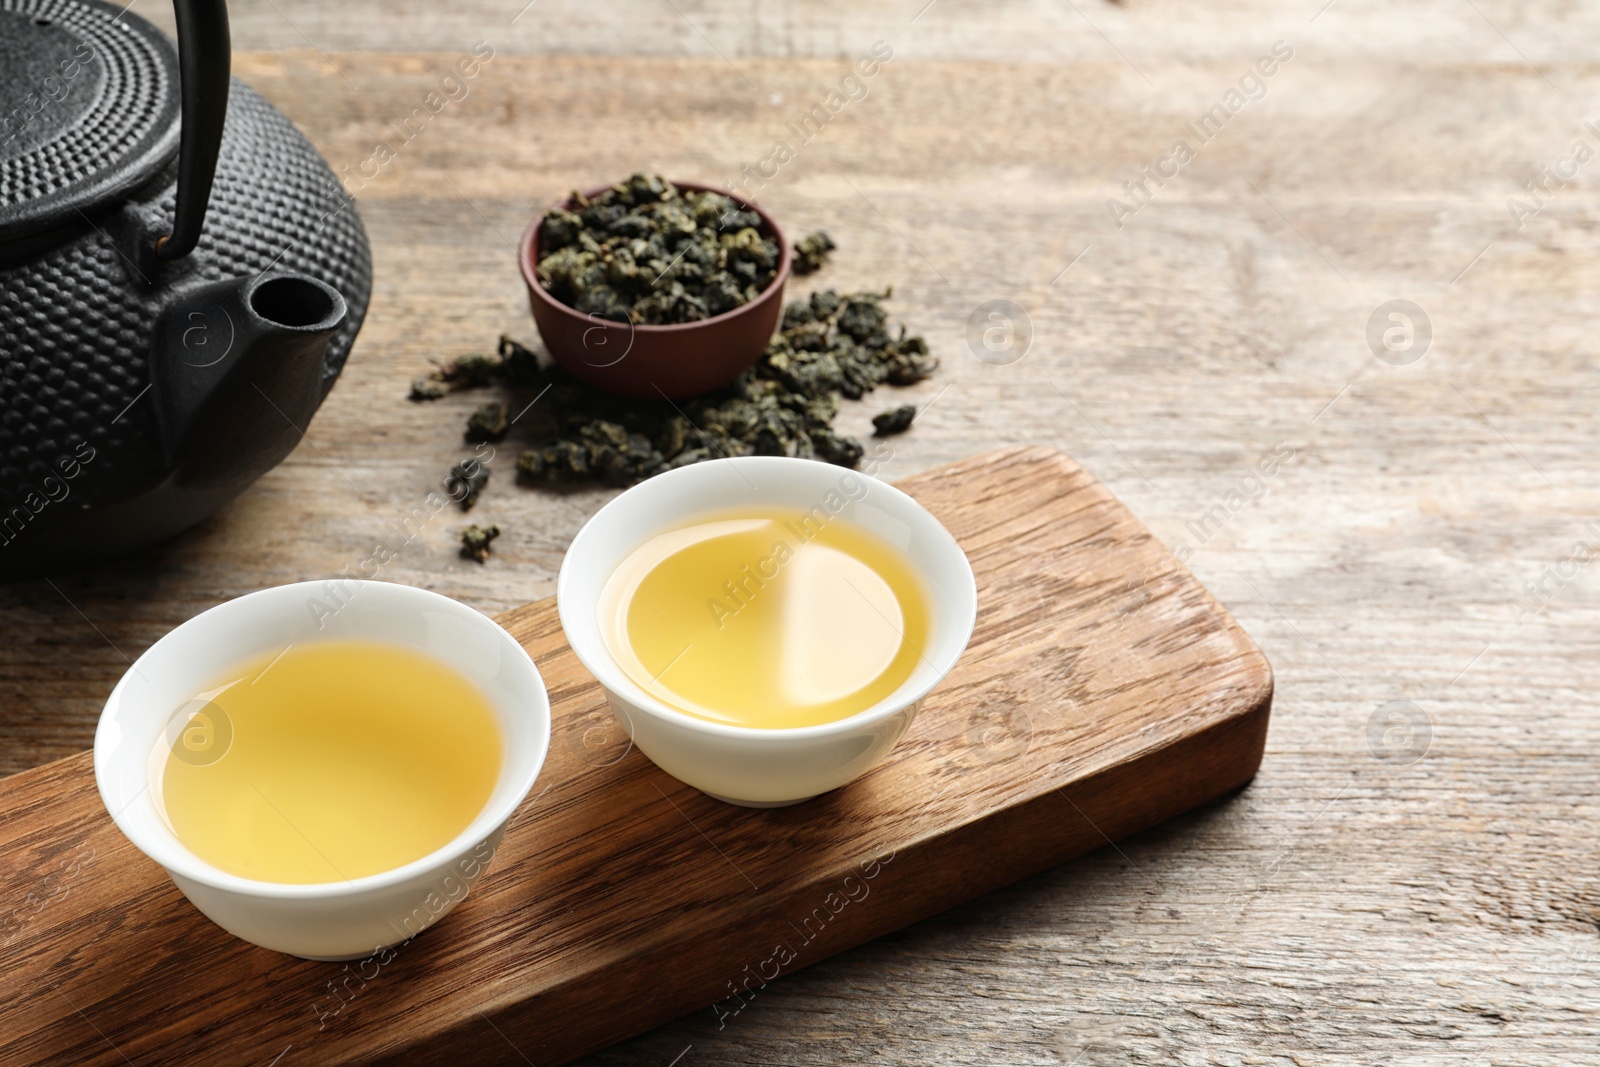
{"left": 157, "top": 641, "right": 502, "bottom": 884}
{"left": 599, "top": 508, "right": 930, "bottom": 729}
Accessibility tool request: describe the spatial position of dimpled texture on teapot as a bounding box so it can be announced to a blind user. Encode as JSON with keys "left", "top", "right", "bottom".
{"left": 0, "top": 0, "right": 173, "bottom": 209}
{"left": 0, "top": 81, "right": 371, "bottom": 512}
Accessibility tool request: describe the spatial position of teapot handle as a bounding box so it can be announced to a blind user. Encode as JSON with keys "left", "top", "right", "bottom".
{"left": 155, "top": 0, "right": 231, "bottom": 260}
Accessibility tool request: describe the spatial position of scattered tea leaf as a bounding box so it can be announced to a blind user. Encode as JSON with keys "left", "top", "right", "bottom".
{"left": 518, "top": 420, "right": 664, "bottom": 484}
{"left": 503, "top": 287, "right": 931, "bottom": 485}
{"left": 409, "top": 378, "right": 448, "bottom": 401}
{"left": 460, "top": 524, "right": 500, "bottom": 563}
{"left": 791, "top": 230, "right": 836, "bottom": 275}
{"left": 465, "top": 402, "right": 509, "bottom": 443}
{"left": 495, "top": 334, "right": 544, "bottom": 386}
{"left": 438, "top": 354, "right": 502, "bottom": 388}
{"left": 409, "top": 237, "right": 938, "bottom": 505}
{"left": 872, "top": 404, "right": 916, "bottom": 436}
{"left": 444, "top": 458, "right": 490, "bottom": 510}
{"left": 409, "top": 350, "right": 514, "bottom": 401}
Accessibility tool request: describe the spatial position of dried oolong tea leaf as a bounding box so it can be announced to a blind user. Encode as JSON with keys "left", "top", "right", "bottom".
{"left": 764, "top": 288, "right": 938, "bottom": 401}
{"left": 406, "top": 237, "right": 936, "bottom": 505}
{"left": 872, "top": 404, "right": 916, "bottom": 436}
{"left": 535, "top": 174, "right": 780, "bottom": 325}
{"left": 808, "top": 426, "right": 865, "bottom": 467}
{"left": 791, "top": 230, "right": 836, "bottom": 276}
{"left": 517, "top": 420, "right": 665, "bottom": 485}
{"left": 445, "top": 458, "right": 490, "bottom": 510}
{"left": 409, "top": 337, "right": 545, "bottom": 402}
{"left": 439, "top": 285, "right": 934, "bottom": 488}
{"left": 465, "top": 402, "right": 509, "bottom": 443}
{"left": 505, "top": 287, "right": 929, "bottom": 486}
{"left": 493, "top": 334, "right": 544, "bottom": 387}
{"left": 460, "top": 524, "right": 500, "bottom": 563}
{"left": 408, "top": 352, "right": 507, "bottom": 401}
{"left": 434, "top": 354, "right": 503, "bottom": 389}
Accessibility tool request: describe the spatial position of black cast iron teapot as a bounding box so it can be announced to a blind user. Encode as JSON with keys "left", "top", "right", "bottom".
{"left": 0, "top": 0, "right": 371, "bottom": 577}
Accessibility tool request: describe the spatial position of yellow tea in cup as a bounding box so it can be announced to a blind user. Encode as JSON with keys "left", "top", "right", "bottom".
{"left": 155, "top": 640, "right": 502, "bottom": 884}
{"left": 598, "top": 507, "right": 931, "bottom": 729}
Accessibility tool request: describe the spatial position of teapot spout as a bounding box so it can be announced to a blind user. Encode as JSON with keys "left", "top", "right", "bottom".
{"left": 150, "top": 272, "right": 348, "bottom": 491}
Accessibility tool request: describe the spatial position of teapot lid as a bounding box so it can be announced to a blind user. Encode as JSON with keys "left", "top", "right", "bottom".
{"left": 0, "top": 0, "right": 180, "bottom": 244}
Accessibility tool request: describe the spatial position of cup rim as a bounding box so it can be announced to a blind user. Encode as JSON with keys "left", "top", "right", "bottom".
{"left": 517, "top": 178, "right": 793, "bottom": 335}
{"left": 556, "top": 457, "right": 977, "bottom": 740}
{"left": 92, "top": 580, "right": 551, "bottom": 901}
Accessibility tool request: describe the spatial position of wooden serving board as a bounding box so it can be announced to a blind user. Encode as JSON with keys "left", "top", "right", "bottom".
{"left": 0, "top": 446, "right": 1272, "bottom": 1066}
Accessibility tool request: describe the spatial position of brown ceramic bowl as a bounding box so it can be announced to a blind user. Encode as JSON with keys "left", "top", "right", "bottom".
{"left": 518, "top": 181, "right": 791, "bottom": 400}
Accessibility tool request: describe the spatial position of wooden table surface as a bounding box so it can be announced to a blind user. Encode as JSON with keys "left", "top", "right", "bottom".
{"left": 6, "top": 0, "right": 1598, "bottom": 1062}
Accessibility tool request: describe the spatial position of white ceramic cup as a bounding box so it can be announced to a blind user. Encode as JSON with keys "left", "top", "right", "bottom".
{"left": 93, "top": 580, "right": 551, "bottom": 961}
{"left": 558, "top": 456, "right": 977, "bottom": 806}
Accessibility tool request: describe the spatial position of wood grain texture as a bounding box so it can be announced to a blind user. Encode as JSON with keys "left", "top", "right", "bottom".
{"left": 0, "top": 447, "right": 1271, "bottom": 1066}
{"left": 5, "top": 0, "right": 1600, "bottom": 1062}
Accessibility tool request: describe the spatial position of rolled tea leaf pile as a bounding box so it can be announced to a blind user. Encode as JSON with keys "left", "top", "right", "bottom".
{"left": 411, "top": 240, "right": 932, "bottom": 505}
{"left": 536, "top": 174, "right": 782, "bottom": 324}
{"left": 520, "top": 287, "right": 935, "bottom": 482}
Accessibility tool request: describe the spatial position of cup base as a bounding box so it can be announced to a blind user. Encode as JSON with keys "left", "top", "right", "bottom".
{"left": 297, "top": 949, "right": 386, "bottom": 962}
{"left": 703, "top": 791, "right": 817, "bottom": 808}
